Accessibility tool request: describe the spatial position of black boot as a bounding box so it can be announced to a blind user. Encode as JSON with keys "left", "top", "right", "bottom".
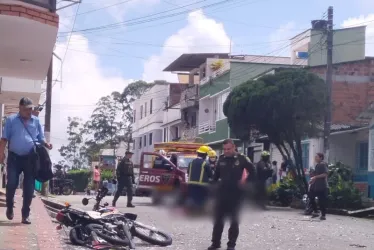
{"left": 207, "top": 245, "right": 221, "bottom": 250}
{"left": 127, "top": 203, "right": 135, "bottom": 208}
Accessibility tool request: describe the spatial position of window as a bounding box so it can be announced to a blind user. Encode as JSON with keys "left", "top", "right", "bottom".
{"left": 301, "top": 143, "right": 310, "bottom": 169}
{"left": 150, "top": 99, "right": 153, "bottom": 114}
{"left": 216, "top": 91, "right": 229, "bottom": 121}
{"left": 149, "top": 133, "right": 153, "bottom": 145}
{"left": 139, "top": 138, "right": 142, "bottom": 149}
{"left": 356, "top": 141, "right": 369, "bottom": 170}
{"left": 133, "top": 141, "right": 135, "bottom": 150}
{"left": 140, "top": 105, "right": 143, "bottom": 119}
{"left": 143, "top": 135, "right": 147, "bottom": 147}
{"left": 163, "top": 127, "right": 168, "bottom": 142}
{"left": 133, "top": 110, "right": 136, "bottom": 122}
{"left": 145, "top": 102, "right": 147, "bottom": 117}
{"left": 191, "top": 113, "right": 196, "bottom": 127}
{"left": 175, "top": 127, "right": 179, "bottom": 139}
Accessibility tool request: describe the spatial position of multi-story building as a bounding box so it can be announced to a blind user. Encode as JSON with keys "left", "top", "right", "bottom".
{"left": 131, "top": 82, "right": 186, "bottom": 164}
{"left": 0, "top": 0, "right": 59, "bottom": 187}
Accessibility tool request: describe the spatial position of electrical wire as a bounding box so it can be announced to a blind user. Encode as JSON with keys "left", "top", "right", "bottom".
{"left": 58, "top": 0, "right": 258, "bottom": 35}
{"left": 64, "top": 0, "right": 134, "bottom": 18}
{"left": 41, "top": 2, "right": 82, "bottom": 105}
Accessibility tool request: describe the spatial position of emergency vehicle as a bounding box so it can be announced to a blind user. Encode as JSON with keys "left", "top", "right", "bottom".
{"left": 137, "top": 142, "right": 205, "bottom": 203}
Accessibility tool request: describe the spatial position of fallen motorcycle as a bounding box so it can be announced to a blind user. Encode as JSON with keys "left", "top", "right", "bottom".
{"left": 82, "top": 187, "right": 173, "bottom": 248}
{"left": 56, "top": 187, "right": 172, "bottom": 249}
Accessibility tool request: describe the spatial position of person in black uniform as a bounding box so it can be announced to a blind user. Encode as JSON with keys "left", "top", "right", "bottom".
{"left": 186, "top": 145, "right": 213, "bottom": 212}
{"left": 112, "top": 151, "right": 135, "bottom": 208}
{"left": 255, "top": 151, "right": 273, "bottom": 210}
{"left": 208, "top": 139, "right": 255, "bottom": 250}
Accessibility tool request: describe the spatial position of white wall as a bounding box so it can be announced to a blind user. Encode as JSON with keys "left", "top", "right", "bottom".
{"left": 163, "top": 103, "right": 180, "bottom": 124}
{"left": 132, "top": 84, "right": 168, "bottom": 136}
{"left": 133, "top": 129, "right": 162, "bottom": 165}
{"left": 329, "top": 129, "right": 368, "bottom": 169}
{"left": 0, "top": 77, "right": 42, "bottom": 93}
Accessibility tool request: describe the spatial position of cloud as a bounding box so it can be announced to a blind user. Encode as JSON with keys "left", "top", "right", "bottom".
{"left": 341, "top": 14, "right": 374, "bottom": 56}
{"left": 268, "top": 22, "right": 297, "bottom": 56}
{"left": 142, "top": 10, "right": 231, "bottom": 82}
{"left": 44, "top": 9, "right": 132, "bottom": 163}
{"left": 90, "top": 0, "right": 160, "bottom": 22}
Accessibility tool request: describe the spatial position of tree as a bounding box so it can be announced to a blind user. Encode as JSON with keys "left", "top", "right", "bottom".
{"left": 223, "top": 69, "right": 327, "bottom": 190}
{"left": 58, "top": 117, "right": 88, "bottom": 169}
{"left": 85, "top": 92, "right": 125, "bottom": 155}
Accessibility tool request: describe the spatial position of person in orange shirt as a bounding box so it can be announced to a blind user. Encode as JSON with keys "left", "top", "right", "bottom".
{"left": 93, "top": 166, "right": 101, "bottom": 194}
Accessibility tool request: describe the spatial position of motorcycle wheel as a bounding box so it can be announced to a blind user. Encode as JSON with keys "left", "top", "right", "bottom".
{"left": 69, "top": 226, "right": 89, "bottom": 246}
{"left": 85, "top": 223, "right": 130, "bottom": 246}
{"left": 62, "top": 185, "right": 73, "bottom": 196}
{"left": 133, "top": 221, "right": 172, "bottom": 246}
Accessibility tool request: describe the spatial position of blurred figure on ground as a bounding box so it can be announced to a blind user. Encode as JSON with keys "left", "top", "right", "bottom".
{"left": 93, "top": 165, "right": 101, "bottom": 194}
{"left": 271, "top": 161, "right": 278, "bottom": 184}
{"left": 112, "top": 151, "right": 135, "bottom": 208}
{"left": 208, "top": 139, "right": 255, "bottom": 250}
{"left": 255, "top": 151, "right": 273, "bottom": 210}
{"left": 207, "top": 150, "right": 218, "bottom": 174}
{"left": 309, "top": 153, "right": 329, "bottom": 220}
{"left": 186, "top": 145, "right": 213, "bottom": 213}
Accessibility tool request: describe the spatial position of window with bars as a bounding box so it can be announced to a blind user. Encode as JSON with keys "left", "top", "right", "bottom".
{"left": 356, "top": 141, "right": 369, "bottom": 170}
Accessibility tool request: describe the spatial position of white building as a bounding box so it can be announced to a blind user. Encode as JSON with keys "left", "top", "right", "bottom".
{"left": 132, "top": 84, "right": 169, "bottom": 164}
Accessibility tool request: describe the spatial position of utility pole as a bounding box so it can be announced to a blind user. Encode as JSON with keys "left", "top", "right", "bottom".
{"left": 41, "top": 59, "right": 53, "bottom": 196}
{"left": 323, "top": 6, "right": 333, "bottom": 162}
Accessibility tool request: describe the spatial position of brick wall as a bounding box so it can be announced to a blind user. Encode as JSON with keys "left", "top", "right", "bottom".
{"left": 309, "top": 58, "right": 374, "bottom": 125}
{"left": 0, "top": 3, "right": 59, "bottom": 27}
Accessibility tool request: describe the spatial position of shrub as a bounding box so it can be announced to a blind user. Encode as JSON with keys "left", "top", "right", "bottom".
{"left": 66, "top": 169, "right": 92, "bottom": 192}
{"left": 327, "top": 162, "right": 363, "bottom": 210}
{"left": 268, "top": 177, "right": 302, "bottom": 206}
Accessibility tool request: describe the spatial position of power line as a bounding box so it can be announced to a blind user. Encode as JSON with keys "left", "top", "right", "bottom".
{"left": 58, "top": 0, "right": 261, "bottom": 35}
{"left": 42, "top": 3, "right": 82, "bottom": 104}
{"left": 64, "top": 0, "right": 134, "bottom": 18}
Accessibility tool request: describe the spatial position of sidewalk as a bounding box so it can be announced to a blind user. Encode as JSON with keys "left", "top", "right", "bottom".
{"left": 0, "top": 189, "right": 64, "bottom": 250}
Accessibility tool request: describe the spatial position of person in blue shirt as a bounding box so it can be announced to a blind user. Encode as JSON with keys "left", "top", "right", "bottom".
{"left": 0, "top": 97, "right": 52, "bottom": 224}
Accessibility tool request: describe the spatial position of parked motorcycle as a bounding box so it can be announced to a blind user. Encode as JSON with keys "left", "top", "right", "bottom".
{"left": 49, "top": 177, "right": 74, "bottom": 195}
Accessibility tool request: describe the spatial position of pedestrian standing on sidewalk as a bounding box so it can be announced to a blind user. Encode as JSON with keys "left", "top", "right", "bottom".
{"left": 93, "top": 165, "right": 101, "bottom": 194}
{"left": 0, "top": 97, "right": 52, "bottom": 224}
{"left": 208, "top": 139, "right": 255, "bottom": 250}
{"left": 309, "top": 152, "right": 329, "bottom": 220}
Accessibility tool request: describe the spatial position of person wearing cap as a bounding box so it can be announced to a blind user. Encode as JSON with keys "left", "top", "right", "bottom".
{"left": 112, "top": 151, "right": 135, "bottom": 208}
{"left": 208, "top": 139, "right": 255, "bottom": 250}
{"left": 0, "top": 97, "right": 52, "bottom": 224}
{"left": 186, "top": 145, "right": 213, "bottom": 212}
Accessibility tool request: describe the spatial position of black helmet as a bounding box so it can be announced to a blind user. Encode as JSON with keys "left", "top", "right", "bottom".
{"left": 112, "top": 179, "right": 118, "bottom": 184}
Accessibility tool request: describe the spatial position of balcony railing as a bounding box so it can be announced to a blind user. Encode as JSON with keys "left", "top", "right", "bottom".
{"left": 200, "top": 63, "right": 230, "bottom": 85}
{"left": 198, "top": 121, "right": 216, "bottom": 134}
{"left": 181, "top": 127, "right": 198, "bottom": 141}
{"left": 20, "top": 0, "right": 57, "bottom": 11}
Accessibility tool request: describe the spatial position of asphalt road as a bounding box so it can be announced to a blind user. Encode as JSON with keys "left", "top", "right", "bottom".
{"left": 53, "top": 195, "right": 374, "bottom": 250}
